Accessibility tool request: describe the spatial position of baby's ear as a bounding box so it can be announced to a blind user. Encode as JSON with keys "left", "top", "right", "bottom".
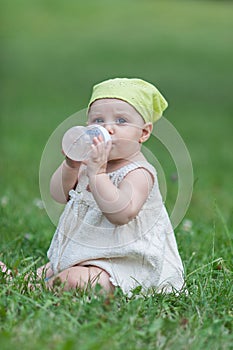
{"left": 139, "top": 123, "right": 153, "bottom": 143}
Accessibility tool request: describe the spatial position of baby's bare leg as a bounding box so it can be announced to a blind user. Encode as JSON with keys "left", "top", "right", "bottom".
{"left": 46, "top": 265, "right": 114, "bottom": 293}
{"left": 1, "top": 261, "right": 114, "bottom": 293}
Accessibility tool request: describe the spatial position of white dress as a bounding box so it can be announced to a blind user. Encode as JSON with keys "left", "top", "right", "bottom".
{"left": 47, "top": 161, "right": 184, "bottom": 296}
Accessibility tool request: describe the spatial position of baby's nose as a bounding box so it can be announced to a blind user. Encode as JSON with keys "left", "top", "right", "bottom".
{"left": 104, "top": 123, "right": 114, "bottom": 134}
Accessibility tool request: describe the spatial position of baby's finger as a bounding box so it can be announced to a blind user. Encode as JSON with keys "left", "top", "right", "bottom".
{"left": 97, "top": 134, "right": 103, "bottom": 142}
{"left": 92, "top": 136, "right": 100, "bottom": 146}
{"left": 93, "top": 135, "right": 104, "bottom": 146}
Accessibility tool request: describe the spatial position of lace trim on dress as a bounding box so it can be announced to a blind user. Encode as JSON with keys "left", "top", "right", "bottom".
{"left": 108, "top": 161, "right": 156, "bottom": 187}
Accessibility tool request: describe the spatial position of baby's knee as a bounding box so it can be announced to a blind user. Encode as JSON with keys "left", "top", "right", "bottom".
{"left": 55, "top": 268, "right": 86, "bottom": 289}
{"left": 88, "top": 267, "right": 114, "bottom": 293}
{"left": 46, "top": 266, "right": 114, "bottom": 293}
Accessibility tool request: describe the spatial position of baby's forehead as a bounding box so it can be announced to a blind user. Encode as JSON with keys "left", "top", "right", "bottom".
{"left": 90, "top": 98, "right": 130, "bottom": 109}
{"left": 88, "top": 98, "right": 142, "bottom": 117}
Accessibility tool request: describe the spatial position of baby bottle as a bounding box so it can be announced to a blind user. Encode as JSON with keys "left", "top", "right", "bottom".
{"left": 62, "top": 125, "right": 111, "bottom": 161}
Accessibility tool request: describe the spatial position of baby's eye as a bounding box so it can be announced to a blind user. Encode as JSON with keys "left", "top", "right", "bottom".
{"left": 93, "top": 118, "right": 104, "bottom": 124}
{"left": 116, "top": 117, "right": 127, "bottom": 124}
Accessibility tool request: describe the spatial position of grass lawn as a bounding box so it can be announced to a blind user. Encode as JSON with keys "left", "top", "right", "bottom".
{"left": 1, "top": 0, "right": 232, "bottom": 349}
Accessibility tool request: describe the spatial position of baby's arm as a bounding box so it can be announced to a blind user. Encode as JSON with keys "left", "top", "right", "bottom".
{"left": 86, "top": 137, "right": 153, "bottom": 225}
{"left": 89, "top": 169, "right": 153, "bottom": 225}
{"left": 50, "top": 158, "right": 81, "bottom": 204}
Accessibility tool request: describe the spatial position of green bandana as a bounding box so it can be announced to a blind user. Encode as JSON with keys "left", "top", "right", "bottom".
{"left": 88, "top": 78, "right": 168, "bottom": 123}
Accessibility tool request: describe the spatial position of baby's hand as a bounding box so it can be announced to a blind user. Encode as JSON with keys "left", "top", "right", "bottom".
{"left": 84, "top": 136, "right": 112, "bottom": 177}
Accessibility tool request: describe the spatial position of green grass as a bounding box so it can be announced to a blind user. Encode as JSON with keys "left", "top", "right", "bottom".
{"left": 1, "top": 0, "right": 233, "bottom": 349}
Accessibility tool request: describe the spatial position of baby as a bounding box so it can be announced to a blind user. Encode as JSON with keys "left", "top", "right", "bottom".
{"left": 1, "top": 78, "right": 185, "bottom": 296}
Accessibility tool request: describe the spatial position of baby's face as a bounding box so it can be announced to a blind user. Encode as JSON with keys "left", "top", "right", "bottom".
{"left": 88, "top": 98, "right": 146, "bottom": 161}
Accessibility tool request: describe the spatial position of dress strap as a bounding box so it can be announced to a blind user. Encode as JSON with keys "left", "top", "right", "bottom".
{"left": 108, "top": 161, "right": 156, "bottom": 187}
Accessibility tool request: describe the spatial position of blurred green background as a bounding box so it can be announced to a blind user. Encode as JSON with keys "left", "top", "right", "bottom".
{"left": 1, "top": 0, "right": 233, "bottom": 236}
